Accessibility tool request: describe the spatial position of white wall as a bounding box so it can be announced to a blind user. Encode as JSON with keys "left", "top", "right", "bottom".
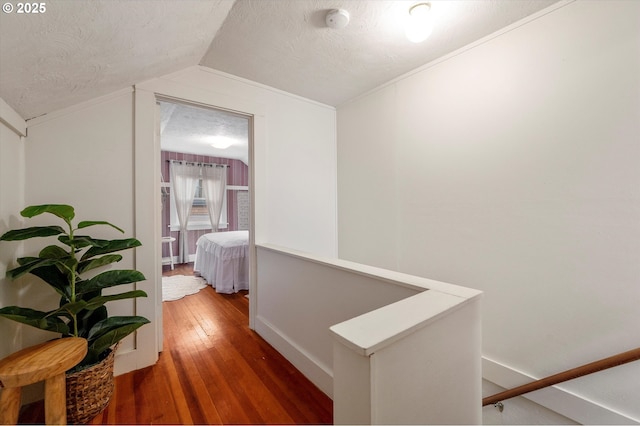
{"left": 482, "top": 380, "right": 578, "bottom": 425}
{"left": 23, "top": 90, "right": 141, "bottom": 347}
{"left": 255, "top": 244, "right": 419, "bottom": 395}
{"left": 0, "top": 98, "right": 47, "bottom": 404}
{"left": 2, "top": 89, "right": 157, "bottom": 379}
{"left": 256, "top": 244, "right": 482, "bottom": 424}
{"left": 25, "top": 92, "right": 135, "bottom": 241}
{"left": 337, "top": 1, "right": 640, "bottom": 423}
{"left": 0, "top": 98, "right": 26, "bottom": 358}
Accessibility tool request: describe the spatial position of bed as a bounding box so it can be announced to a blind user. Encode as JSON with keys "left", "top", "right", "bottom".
{"left": 194, "top": 230, "right": 249, "bottom": 294}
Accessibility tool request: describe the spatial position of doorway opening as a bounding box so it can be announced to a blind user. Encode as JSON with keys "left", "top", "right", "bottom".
{"left": 157, "top": 98, "right": 251, "bottom": 314}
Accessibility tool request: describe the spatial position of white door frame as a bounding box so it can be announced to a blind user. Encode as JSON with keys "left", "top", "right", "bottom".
{"left": 133, "top": 78, "right": 264, "bottom": 365}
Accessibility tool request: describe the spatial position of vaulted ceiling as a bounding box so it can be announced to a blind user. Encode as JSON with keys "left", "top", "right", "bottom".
{"left": 0, "top": 0, "right": 234, "bottom": 120}
{"left": 0, "top": 0, "right": 559, "bottom": 120}
{"left": 0, "top": 0, "right": 559, "bottom": 162}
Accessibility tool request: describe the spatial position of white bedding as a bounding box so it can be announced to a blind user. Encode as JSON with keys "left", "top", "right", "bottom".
{"left": 194, "top": 230, "right": 249, "bottom": 294}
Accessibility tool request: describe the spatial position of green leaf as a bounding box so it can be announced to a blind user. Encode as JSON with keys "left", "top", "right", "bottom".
{"left": 78, "top": 270, "right": 146, "bottom": 294}
{"left": 0, "top": 306, "right": 70, "bottom": 334}
{"left": 0, "top": 226, "right": 66, "bottom": 241}
{"left": 39, "top": 245, "right": 70, "bottom": 259}
{"left": 76, "top": 305, "right": 107, "bottom": 339}
{"left": 47, "top": 301, "right": 89, "bottom": 317}
{"left": 77, "top": 221, "right": 125, "bottom": 233}
{"left": 21, "top": 204, "right": 75, "bottom": 222}
{"left": 9, "top": 258, "right": 70, "bottom": 298}
{"left": 84, "top": 290, "right": 148, "bottom": 310}
{"left": 6, "top": 257, "right": 60, "bottom": 280}
{"left": 27, "top": 264, "right": 70, "bottom": 299}
{"left": 16, "top": 256, "right": 38, "bottom": 265}
{"left": 87, "top": 316, "right": 150, "bottom": 355}
{"left": 80, "top": 238, "right": 142, "bottom": 260}
{"left": 87, "top": 316, "right": 149, "bottom": 340}
{"left": 77, "top": 254, "right": 122, "bottom": 275}
{"left": 58, "top": 235, "right": 108, "bottom": 249}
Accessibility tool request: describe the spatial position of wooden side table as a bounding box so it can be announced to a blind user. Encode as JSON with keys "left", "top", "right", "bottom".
{"left": 162, "top": 236, "right": 176, "bottom": 270}
{"left": 0, "top": 337, "right": 87, "bottom": 425}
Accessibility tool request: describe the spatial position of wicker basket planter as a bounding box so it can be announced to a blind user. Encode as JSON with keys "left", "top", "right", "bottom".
{"left": 65, "top": 347, "right": 116, "bottom": 424}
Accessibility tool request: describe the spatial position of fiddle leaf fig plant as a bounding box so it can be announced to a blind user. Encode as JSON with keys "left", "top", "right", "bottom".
{"left": 0, "top": 204, "right": 150, "bottom": 371}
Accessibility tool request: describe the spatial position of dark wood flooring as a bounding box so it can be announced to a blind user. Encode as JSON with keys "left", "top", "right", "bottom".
{"left": 18, "top": 263, "right": 333, "bottom": 424}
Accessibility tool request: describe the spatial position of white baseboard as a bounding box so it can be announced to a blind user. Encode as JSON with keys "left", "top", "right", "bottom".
{"left": 254, "top": 315, "right": 333, "bottom": 398}
{"left": 482, "top": 357, "right": 638, "bottom": 424}
{"left": 235, "top": 317, "right": 639, "bottom": 423}
{"left": 113, "top": 346, "right": 158, "bottom": 377}
{"left": 113, "top": 348, "right": 138, "bottom": 376}
{"left": 161, "top": 254, "right": 195, "bottom": 266}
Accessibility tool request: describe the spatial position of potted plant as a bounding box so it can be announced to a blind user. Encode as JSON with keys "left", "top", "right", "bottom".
{"left": 0, "top": 204, "right": 150, "bottom": 423}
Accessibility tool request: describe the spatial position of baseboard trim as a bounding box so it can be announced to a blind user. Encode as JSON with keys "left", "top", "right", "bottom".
{"left": 245, "top": 321, "right": 638, "bottom": 423}
{"left": 254, "top": 315, "right": 333, "bottom": 398}
{"left": 482, "top": 357, "right": 638, "bottom": 424}
{"left": 113, "top": 344, "right": 158, "bottom": 377}
{"left": 161, "top": 255, "right": 195, "bottom": 266}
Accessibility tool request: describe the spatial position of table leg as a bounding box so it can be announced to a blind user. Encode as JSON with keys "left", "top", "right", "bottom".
{"left": 44, "top": 373, "right": 67, "bottom": 425}
{"left": 0, "top": 386, "right": 21, "bottom": 425}
{"left": 169, "top": 239, "right": 174, "bottom": 270}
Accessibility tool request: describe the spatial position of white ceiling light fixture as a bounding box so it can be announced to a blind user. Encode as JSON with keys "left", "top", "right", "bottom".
{"left": 207, "top": 136, "right": 235, "bottom": 149}
{"left": 326, "top": 9, "right": 350, "bottom": 29}
{"left": 405, "top": 2, "right": 433, "bottom": 43}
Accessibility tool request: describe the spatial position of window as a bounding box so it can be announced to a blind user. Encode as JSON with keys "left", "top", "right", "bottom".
{"left": 169, "top": 178, "right": 228, "bottom": 231}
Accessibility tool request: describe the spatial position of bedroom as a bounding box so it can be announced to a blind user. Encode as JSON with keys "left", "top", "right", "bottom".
{"left": 158, "top": 100, "right": 250, "bottom": 297}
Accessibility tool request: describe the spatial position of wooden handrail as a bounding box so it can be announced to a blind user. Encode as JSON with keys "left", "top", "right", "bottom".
{"left": 483, "top": 347, "right": 640, "bottom": 406}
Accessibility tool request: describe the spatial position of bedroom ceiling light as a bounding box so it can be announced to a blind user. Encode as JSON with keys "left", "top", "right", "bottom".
{"left": 405, "top": 2, "right": 433, "bottom": 43}
{"left": 208, "top": 136, "right": 235, "bottom": 149}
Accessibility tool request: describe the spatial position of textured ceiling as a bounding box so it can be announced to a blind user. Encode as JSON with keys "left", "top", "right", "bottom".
{"left": 0, "top": 0, "right": 234, "bottom": 120}
{"left": 200, "top": 0, "right": 560, "bottom": 106}
{"left": 0, "top": 0, "right": 562, "bottom": 120}
{"left": 160, "top": 101, "right": 249, "bottom": 164}
{"left": 0, "top": 0, "right": 559, "bottom": 161}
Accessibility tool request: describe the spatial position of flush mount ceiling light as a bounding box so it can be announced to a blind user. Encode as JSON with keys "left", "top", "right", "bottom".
{"left": 405, "top": 2, "right": 433, "bottom": 43}
{"left": 207, "top": 136, "right": 235, "bottom": 149}
{"left": 326, "top": 8, "right": 350, "bottom": 29}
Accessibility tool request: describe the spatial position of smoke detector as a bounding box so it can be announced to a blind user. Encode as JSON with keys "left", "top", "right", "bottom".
{"left": 326, "top": 9, "right": 350, "bottom": 29}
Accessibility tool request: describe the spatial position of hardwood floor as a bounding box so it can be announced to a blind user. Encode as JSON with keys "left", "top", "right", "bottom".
{"left": 18, "top": 263, "right": 333, "bottom": 424}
